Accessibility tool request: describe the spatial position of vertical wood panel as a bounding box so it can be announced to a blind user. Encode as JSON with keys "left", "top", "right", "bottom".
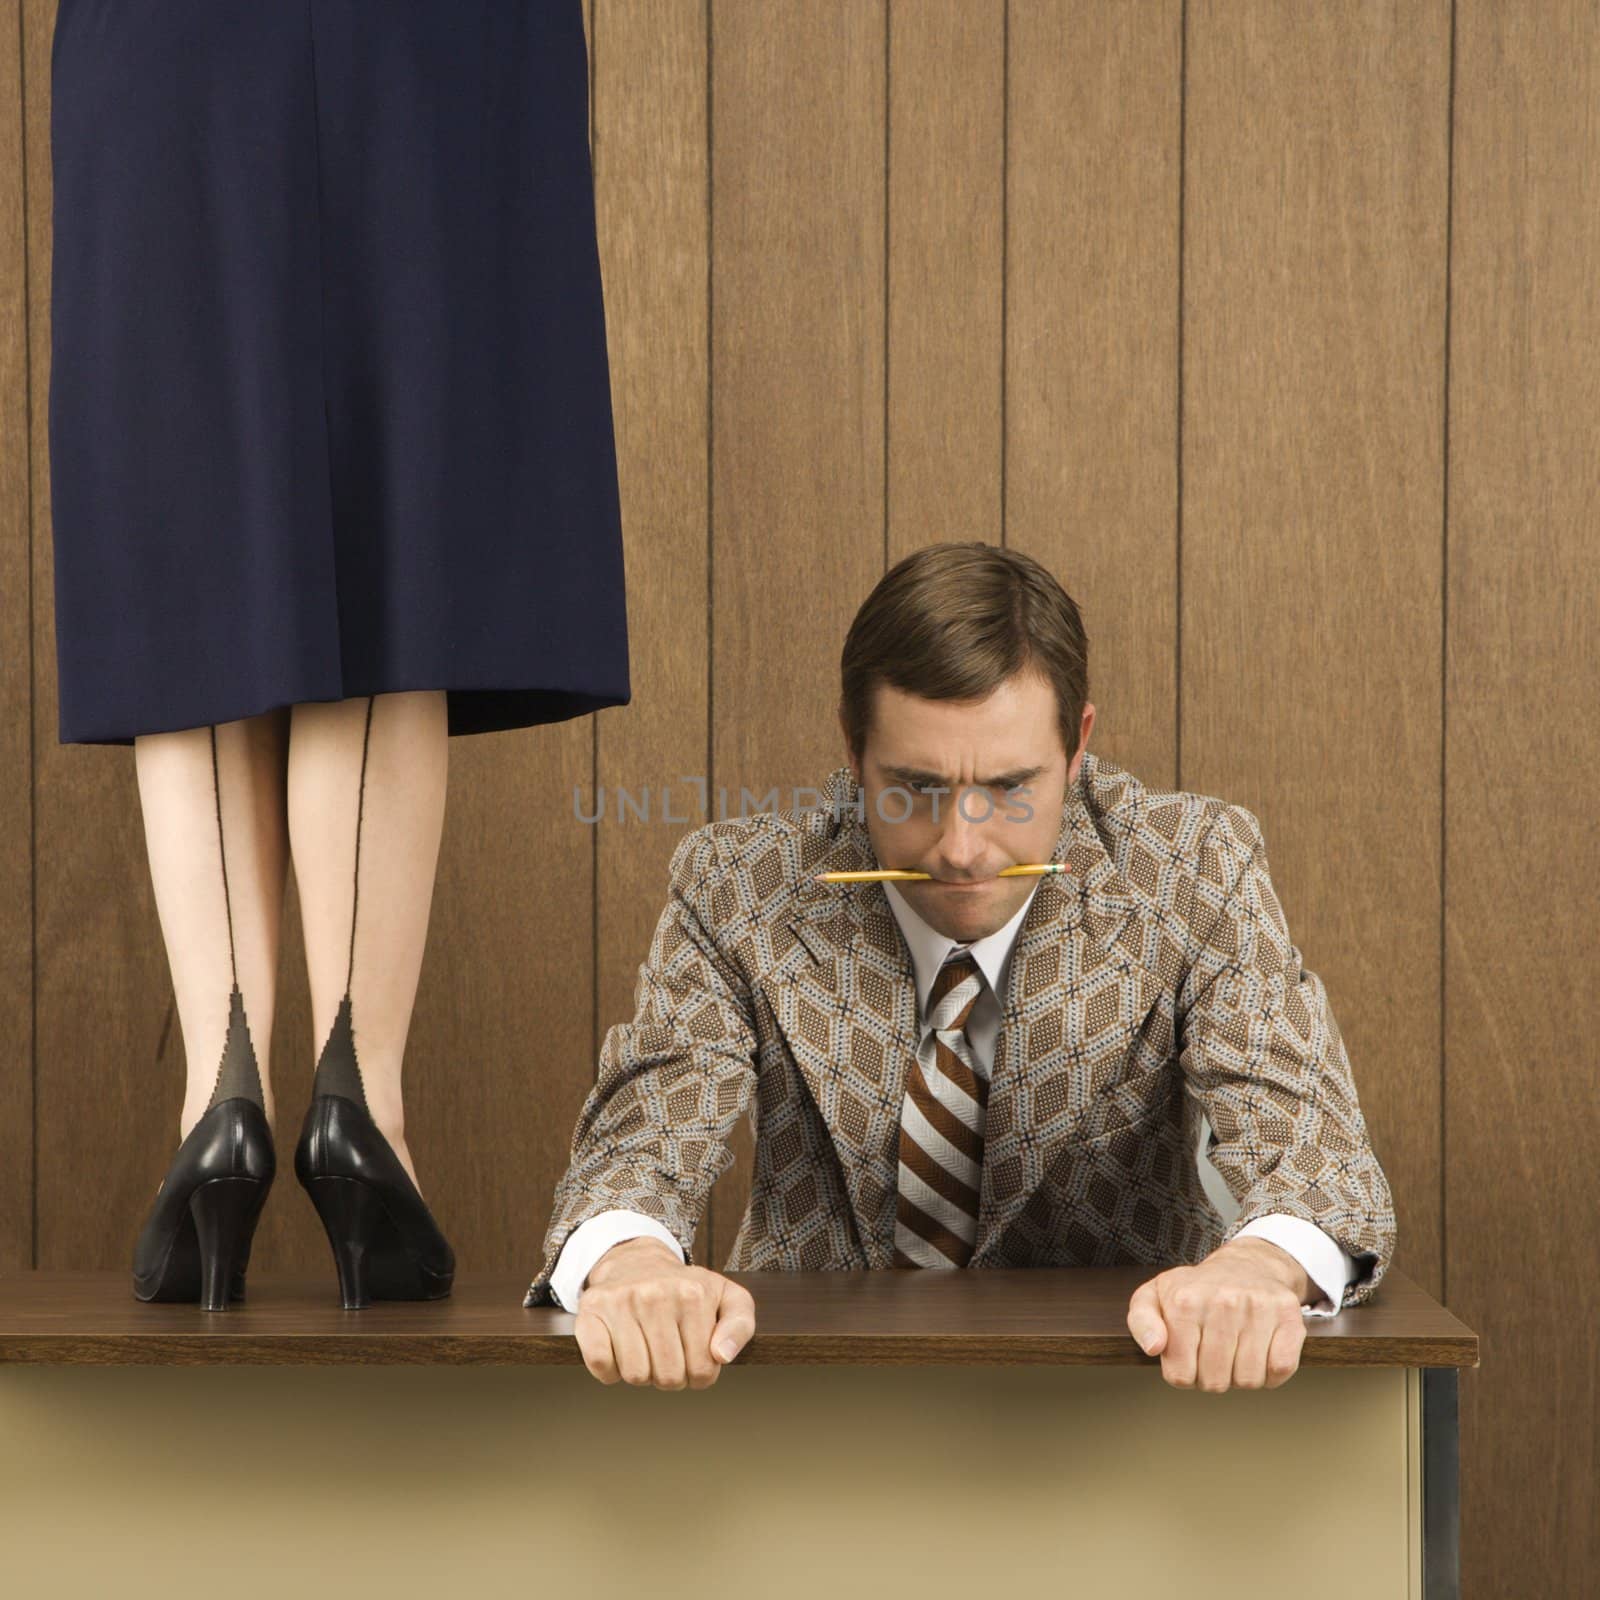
{"left": 887, "top": 0, "right": 1005, "bottom": 563}
{"left": 591, "top": 0, "right": 712, "bottom": 1265}
{"left": 1008, "top": 0, "right": 1182, "bottom": 784}
{"left": 1184, "top": 1, "right": 1448, "bottom": 1306}
{"left": 707, "top": 0, "right": 887, "bottom": 1263}
{"left": 1449, "top": 4, "right": 1600, "bottom": 1592}
{"left": 3, "top": 0, "right": 38, "bottom": 1271}
{"left": 422, "top": 729, "right": 592, "bottom": 1273}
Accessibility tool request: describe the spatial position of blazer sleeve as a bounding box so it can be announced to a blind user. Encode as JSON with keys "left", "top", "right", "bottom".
{"left": 1177, "top": 804, "right": 1398, "bottom": 1309}
{"left": 523, "top": 825, "right": 759, "bottom": 1307}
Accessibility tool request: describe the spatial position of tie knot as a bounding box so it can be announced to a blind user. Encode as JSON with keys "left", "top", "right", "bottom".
{"left": 928, "top": 950, "right": 982, "bottom": 1034}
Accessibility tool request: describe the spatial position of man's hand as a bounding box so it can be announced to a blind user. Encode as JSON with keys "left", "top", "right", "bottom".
{"left": 572, "top": 1236, "right": 756, "bottom": 1389}
{"left": 1125, "top": 1236, "right": 1313, "bottom": 1392}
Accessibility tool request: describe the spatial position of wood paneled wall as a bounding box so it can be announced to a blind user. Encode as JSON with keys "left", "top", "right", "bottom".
{"left": 4, "top": 3, "right": 1594, "bottom": 1593}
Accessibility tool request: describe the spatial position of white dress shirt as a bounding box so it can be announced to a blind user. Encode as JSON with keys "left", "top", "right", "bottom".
{"left": 548, "top": 878, "right": 1356, "bottom": 1317}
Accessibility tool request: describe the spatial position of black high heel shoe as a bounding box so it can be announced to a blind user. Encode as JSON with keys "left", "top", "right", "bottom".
{"left": 293, "top": 995, "right": 455, "bottom": 1309}
{"left": 132, "top": 985, "right": 274, "bottom": 1312}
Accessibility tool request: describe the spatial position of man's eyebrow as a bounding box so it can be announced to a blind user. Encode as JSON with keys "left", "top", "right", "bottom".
{"left": 880, "top": 764, "right": 1044, "bottom": 789}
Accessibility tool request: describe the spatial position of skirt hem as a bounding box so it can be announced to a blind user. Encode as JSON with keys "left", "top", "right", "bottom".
{"left": 58, "top": 681, "right": 631, "bottom": 748}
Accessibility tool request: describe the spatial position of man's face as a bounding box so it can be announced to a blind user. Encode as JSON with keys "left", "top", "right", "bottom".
{"left": 843, "top": 671, "right": 1095, "bottom": 943}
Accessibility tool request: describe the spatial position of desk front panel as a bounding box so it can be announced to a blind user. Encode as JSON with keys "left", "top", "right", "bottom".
{"left": 0, "top": 1362, "right": 1419, "bottom": 1598}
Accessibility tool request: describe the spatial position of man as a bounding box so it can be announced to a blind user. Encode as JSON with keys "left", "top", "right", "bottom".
{"left": 523, "top": 541, "right": 1397, "bottom": 1395}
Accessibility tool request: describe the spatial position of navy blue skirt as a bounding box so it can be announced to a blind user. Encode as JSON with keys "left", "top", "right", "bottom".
{"left": 48, "top": 0, "right": 629, "bottom": 745}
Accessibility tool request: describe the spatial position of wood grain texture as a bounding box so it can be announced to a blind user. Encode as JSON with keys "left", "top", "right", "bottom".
{"left": 590, "top": 1, "right": 713, "bottom": 1268}
{"left": 1447, "top": 3, "right": 1600, "bottom": 1593}
{"left": 2, "top": 0, "right": 36, "bottom": 1272}
{"left": 706, "top": 0, "right": 888, "bottom": 1264}
{"left": 1008, "top": 1, "right": 1182, "bottom": 788}
{"left": 0, "top": 1265, "right": 1477, "bottom": 1368}
{"left": 887, "top": 0, "right": 1005, "bottom": 565}
{"left": 1183, "top": 1, "right": 1448, "bottom": 1308}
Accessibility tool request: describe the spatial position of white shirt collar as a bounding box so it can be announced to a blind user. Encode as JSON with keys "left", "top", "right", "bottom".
{"left": 882, "top": 879, "right": 1042, "bottom": 1021}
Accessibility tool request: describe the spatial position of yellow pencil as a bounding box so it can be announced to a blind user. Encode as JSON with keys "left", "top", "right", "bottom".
{"left": 812, "top": 862, "right": 1070, "bottom": 883}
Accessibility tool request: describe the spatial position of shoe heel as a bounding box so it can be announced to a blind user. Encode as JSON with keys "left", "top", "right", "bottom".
{"left": 189, "top": 1176, "right": 265, "bottom": 1313}
{"left": 304, "top": 1176, "right": 390, "bottom": 1310}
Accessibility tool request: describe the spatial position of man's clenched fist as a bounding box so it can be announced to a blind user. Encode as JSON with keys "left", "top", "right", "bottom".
{"left": 572, "top": 1236, "right": 756, "bottom": 1389}
{"left": 1125, "top": 1236, "right": 1313, "bottom": 1392}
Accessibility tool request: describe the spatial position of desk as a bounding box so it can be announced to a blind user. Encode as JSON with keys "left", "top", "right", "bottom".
{"left": 0, "top": 1266, "right": 1477, "bottom": 1600}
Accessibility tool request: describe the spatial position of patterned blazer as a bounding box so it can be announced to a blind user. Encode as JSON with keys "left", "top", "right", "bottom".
{"left": 524, "top": 751, "right": 1397, "bottom": 1311}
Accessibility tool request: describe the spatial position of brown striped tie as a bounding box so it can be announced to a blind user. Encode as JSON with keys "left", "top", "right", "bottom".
{"left": 893, "top": 950, "right": 987, "bottom": 1268}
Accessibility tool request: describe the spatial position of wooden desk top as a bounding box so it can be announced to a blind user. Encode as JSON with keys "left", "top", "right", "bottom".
{"left": 0, "top": 1266, "right": 1477, "bottom": 1367}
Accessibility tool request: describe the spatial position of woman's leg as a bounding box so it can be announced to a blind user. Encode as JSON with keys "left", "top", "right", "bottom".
{"left": 135, "top": 709, "right": 292, "bottom": 1144}
{"left": 287, "top": 691, "right": 448, "bottom": 1197}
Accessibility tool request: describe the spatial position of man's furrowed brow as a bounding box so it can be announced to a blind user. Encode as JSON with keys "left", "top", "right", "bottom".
{"left": 880, "top": 764, "right": 1045, "bottom": 789}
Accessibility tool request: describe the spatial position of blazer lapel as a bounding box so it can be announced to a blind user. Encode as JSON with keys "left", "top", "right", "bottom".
{"left": 766, "top": 764, "right": 1166, "bottom": 1269}
{"left": 767, "top": 779, "right": 918, "bottom": 1268}
{"left": 971, "top": 790, "right": 1166, "bottom": 1264}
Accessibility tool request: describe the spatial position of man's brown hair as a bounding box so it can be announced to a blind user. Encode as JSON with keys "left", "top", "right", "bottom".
{"left": 838, "top": 541, "right": 1089, "bottom": 763}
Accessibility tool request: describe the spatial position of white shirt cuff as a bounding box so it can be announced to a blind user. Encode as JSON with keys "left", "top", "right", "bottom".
{"left": 1233, "top": 1214, "right": 1356, "bottom": 1318}
{"left": 547, "top": 1209, "right": 685, "bottom": 1313}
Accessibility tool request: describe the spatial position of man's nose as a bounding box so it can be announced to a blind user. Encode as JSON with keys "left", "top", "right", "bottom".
{"left": 932, "top": 791, "right": 990, "bottom": 875}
